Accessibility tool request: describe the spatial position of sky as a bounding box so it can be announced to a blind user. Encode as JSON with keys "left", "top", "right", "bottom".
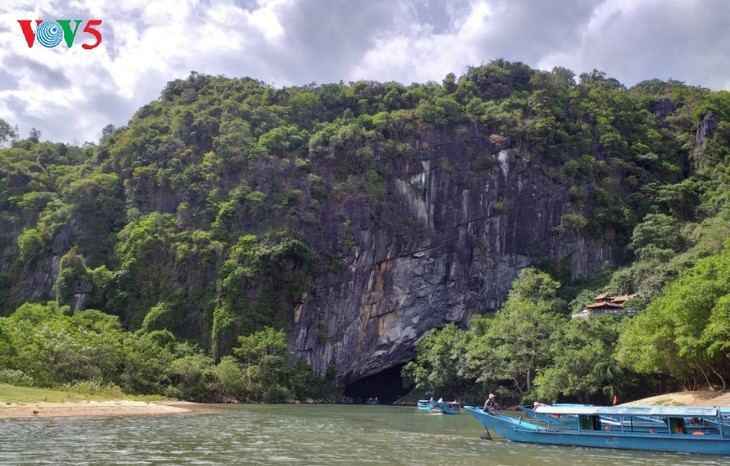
{"left": 1, "top": 0, "right": 729, "bottom": 144}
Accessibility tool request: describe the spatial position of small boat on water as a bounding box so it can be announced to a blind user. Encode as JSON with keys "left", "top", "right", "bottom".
{"left": 464, "top": 405, "right": 730, "bottom": 455}
{"left": 433, "top": 401, "right": 463, "bottom": 415}
{"left": 417, "top": 399, "right": 434, "bottom": 410}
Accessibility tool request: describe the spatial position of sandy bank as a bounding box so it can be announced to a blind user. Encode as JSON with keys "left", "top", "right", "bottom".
{"left": 623, "top": 390, "right": 730, "bottom": 408}
{"left": 0, "top": 400, "right": 202, "bottom": 419}
{"left": 2, "top": 390, "right": 727, "bottom": 420}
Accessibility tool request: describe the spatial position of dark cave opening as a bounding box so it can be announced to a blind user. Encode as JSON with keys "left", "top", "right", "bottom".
{"left": 342, "top": 363, "right": 410, "bottom": 405}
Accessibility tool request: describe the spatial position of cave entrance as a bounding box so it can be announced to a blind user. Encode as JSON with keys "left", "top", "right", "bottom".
{"left": 342, "top": 363, "right": 409, "bottom": 405}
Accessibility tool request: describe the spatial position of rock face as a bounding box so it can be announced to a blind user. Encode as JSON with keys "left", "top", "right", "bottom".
{"left": 291, "top": 125, "right": 614, "bottom": 387}
{"left": 696, "top": 110, "right": 718, "bottom": 146}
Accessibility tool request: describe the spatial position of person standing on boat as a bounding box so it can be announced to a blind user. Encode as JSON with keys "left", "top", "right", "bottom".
{"left": 483, "top": 393, "right": 497, "bottom": 414}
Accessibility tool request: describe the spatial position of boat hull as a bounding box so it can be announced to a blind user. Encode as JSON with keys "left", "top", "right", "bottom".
{"left": 433, "top": 401, "right": 462, "bottom": 414}
{"left": 465, "top": 406, "right": 730, "bottom": 455}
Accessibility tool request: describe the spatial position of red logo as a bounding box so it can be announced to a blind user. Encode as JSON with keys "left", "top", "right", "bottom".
{"left": 18, "top": 19, "right": 103, "bottom": 49}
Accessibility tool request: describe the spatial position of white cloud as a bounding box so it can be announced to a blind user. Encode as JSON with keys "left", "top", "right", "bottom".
{"left": 241, "top": 0, "right": 287, "bottom": 42}
{"left": 0, "top": 0, "right": 728, "bottom": 144}
{"left": 539, "top": 0, "right": 730, "bottom": 88}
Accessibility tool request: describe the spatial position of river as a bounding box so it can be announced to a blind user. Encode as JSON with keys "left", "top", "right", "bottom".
{"left": 1, "top": 404, "right": 727, "bottom": 465}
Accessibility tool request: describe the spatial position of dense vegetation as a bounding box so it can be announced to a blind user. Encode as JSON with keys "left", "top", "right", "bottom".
{"left": 0, "top": 302, "right": 334, "bottom": 401}
{"left": 1, "top": 60, "right": 729, "bottom": 403}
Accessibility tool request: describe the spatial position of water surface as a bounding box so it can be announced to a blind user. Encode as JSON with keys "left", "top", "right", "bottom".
{"left": 1, "top": 404, "right": 728, "bottom": 465}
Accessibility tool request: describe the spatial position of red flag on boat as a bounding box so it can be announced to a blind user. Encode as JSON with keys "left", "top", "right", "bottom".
{"left": 612, "top": 394, "right": 618, "bottom": 405}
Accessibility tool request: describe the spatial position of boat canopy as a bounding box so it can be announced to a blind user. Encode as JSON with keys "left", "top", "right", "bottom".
{"left": 533, "top": 405, "right": 721, "bottom": 417}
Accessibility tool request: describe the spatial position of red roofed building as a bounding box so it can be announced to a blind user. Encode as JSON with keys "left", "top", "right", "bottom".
{"left": 572, "top": 293, "right": 639, "bottom": 319}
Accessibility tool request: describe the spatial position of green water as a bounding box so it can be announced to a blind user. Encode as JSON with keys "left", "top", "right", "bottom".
{"left": 1, "top": 404, "right": 727, "bottom": 465}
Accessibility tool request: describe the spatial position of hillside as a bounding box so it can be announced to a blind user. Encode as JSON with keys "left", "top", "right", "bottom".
{"left": 1, "top": 60, "right": 729, "bottom": 402}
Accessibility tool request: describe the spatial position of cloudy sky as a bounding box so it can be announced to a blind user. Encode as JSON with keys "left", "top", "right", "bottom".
{"left": 1, "top": 0, "right": 729, "bottom": 144}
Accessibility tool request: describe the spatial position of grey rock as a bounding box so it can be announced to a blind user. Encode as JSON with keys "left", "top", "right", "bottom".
{"left": 696, "top": 110, "right": 718, "bottom": 146}
{"left": 292, "top": 126, "right": 614, "bottom": 388}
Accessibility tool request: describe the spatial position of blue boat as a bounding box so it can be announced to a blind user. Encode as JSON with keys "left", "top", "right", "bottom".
{"left": 417, "top": 399, "right": 434, "bottom": 410}
{"left": 433, "top": 401, "right": 463, "bottom": 414}
{"left": 464, "top": 405, "right": 730, "bottom": 455}
{"left": 521, "top": 404, "right": 723, "bottom": 435}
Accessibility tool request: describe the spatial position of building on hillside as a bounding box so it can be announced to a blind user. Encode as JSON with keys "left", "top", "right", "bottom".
{"left": 571, "top": 293, "right": 638, "bottom": 319}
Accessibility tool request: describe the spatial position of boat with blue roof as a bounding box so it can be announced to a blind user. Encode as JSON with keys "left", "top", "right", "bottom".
{"left": 464, "top": 404, "right": 730, "bottom": 455}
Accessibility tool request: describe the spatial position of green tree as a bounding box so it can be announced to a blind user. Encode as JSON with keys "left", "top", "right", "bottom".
{"left": 401, "top": 323, "right": 473, "bottom": 398}
{"left": 232, "top": 326, "right": 295, "bottom": 402}
{"left": 533, "top": 316, "right": 637, "bottom": 403}
{"left": 469, "top": 268, "right": 565, "bottom": 399}
{"left": 165, "top": 346, "right": 214, "bottom": 401}
{"left": 628, "top": 213, "right": 684, "bottom": 260}
{"left": 0, "top": 118, "right": 17, "bottom": 145}
{"left": 212, "top": 355, "right": 245, "bottom": 399}
{"left": 616, "top": 241, "right": 730, "bottom": 390}
{"left": 17, "top": 228, "right": 45, "bottom": 262}
{"left": 54, "top": 248, "right": 88, "bottom": 307}
{"left": 118, "top": 330, "right": 176, "bottom": 394}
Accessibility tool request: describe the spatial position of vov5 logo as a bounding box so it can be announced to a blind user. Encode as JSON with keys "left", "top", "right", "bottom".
{"left": 18, "top": 19, "right": 102, "bottom": 49}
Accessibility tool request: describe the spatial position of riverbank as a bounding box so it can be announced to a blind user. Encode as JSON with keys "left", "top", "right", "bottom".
{"left": 623, "top": 389, "right": 730, "bottom": 407}
{"left": 2, "top": 386, "right": 727, "bottom": 420}
{"left": 0, "top": 383, "right": 206, "bottom": 419}
{"left": 0, "top": 400, "right": 200, "bottom": 419}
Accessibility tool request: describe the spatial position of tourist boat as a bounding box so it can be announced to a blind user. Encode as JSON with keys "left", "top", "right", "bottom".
{"left": 520, "top": 404, "right": 723, "bottom": 435}
{"left": 464, "top": 405, "right": 730, "bottom": 455}
{"left": 417, "top": 399, "right": 434, "bottom": 410}
{"left": 520, "top": 405, "right": 668, "bottom": 431}
{"left": 433, "top": 401, "right": 462, "bottom": 414}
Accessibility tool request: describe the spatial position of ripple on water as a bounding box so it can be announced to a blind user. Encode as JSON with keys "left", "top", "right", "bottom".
{"left": 1, "top": 406, "right": 729, "bottom": 465}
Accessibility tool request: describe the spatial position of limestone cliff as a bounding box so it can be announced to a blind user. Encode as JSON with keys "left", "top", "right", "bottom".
{"left": 292, "top": 125, "right": 614, "bottom": 387}
{"left": 4, "top": 70, "right": 697, "bottom": 392}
